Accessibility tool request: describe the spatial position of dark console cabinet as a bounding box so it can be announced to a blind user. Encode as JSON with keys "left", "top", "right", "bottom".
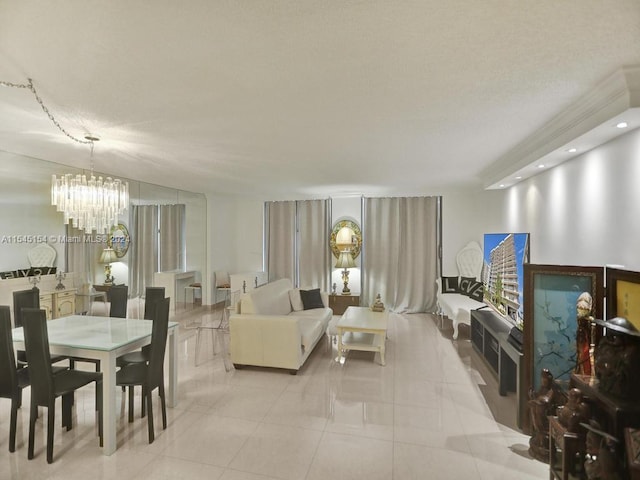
{"left": 471, "top": 309, "right": 524, "bottom": 429}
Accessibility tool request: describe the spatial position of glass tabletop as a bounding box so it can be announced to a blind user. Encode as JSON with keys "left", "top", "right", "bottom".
{"left": 12, "top": 315, "right": 176, "bottom": 352}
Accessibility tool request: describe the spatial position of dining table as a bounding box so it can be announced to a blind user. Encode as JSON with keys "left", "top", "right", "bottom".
{"left": 12, "top": 314, "right": 179, "bottom": 456}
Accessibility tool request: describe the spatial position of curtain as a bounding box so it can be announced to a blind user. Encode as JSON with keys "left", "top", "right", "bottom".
{"left": 362, "top": 196, "right": 439, "bottom": 313}
{"left": 129, "top": 205, "right": 158, "bottom": 298}
{"left": 159, "top": 204, "right": 186, "bottom": 272}
{"left": 265, "top": 201, "right": 296, "bottom": 283}
{"left": 296, "top": 199, "right": 331, "bottom": 290}
{"left": 65, "top": 225, "right": 98, "bottom": 285}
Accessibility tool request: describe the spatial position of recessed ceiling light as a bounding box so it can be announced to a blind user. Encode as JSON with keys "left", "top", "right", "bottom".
{"left": 499, "top": 184, "right": 505, "bottom": 188}
{"left": 537, "top": 164, "right": 545, "bottom": 169}
{"left": 567, "top": 148, "right": 577, "bottom": 153}
{"left": 617, "top": 121, "right": 628, "bottom": 129}
{"left": 515, "top": 176, "right": 522, "bottom": 180}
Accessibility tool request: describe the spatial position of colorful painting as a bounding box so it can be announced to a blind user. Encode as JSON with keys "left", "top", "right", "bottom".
{"left": 483, "top": 232, "right": 529, "bottom": 325}
{"left": 523, "top": 265, "right": 603, "bottom": 393}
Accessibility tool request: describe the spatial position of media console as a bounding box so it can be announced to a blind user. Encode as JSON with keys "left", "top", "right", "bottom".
{"left": 470, "top": 308, "right": 524, "bottom": 429}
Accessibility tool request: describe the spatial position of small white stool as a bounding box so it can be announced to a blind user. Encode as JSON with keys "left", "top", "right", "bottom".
{"left": 184, "top": 283, "right": 202, "bottom": 307}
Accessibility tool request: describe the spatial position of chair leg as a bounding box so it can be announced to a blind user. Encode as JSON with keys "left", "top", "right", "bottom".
{"left": 46, "top": 402, "right": 55, "bottom": 464}
{"left": 159, "top": 383, "right": 167, "bottom": 429}
{"left": 96, "top": 381, "right": 103, "bottom": 447}
{"left": 195, "top": 327, "right": 202, "bottom": 366}
{"left": 28, "top": 401, "right": 37, "bottom": 460}
{"left": 128, "top": 386, "right": 134, "bottom": 423}
{"left": 9, "top": 397, "right": 18, "bottom": 452}
{"left": 146, "top": 389, "right": 154, "bottom": 443}
{"left": 62, "top": 393, "right": 73, "bottom": 431}
{"left": 141, "top": 386, "right": 146, "bottom": 418}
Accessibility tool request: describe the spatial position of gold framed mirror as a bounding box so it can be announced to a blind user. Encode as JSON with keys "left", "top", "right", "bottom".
{"left": 330, "top": 219, "right": 362, "bottom": 259}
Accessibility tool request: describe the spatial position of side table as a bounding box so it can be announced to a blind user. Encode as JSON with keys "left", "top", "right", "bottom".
{"left": 329, "top": 294, "right": 359, "bottom": 316}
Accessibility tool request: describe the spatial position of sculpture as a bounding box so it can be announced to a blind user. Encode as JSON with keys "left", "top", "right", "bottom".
{"left": 594, "top": 317, "right": 640, "bottom": 400}
{"left": 557, "top": 388, "right": 590, "bottom": 433}
{"left": 371, "top": 293, "right": 385, "bottom": 312}
{"left": 575, "top": 292, "right": 594, "bottom": 375}
{"left": 528, "top": 368, "right": 565, "bottom": 461}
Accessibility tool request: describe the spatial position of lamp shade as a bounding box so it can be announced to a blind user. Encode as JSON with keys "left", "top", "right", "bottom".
{"left": 99, "top": 247, "right": 118, "bottom": 264}
{"left": 335, "top": 251, "right": 356, "bottom": 269}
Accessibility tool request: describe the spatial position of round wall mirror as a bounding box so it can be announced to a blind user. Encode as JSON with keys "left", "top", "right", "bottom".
{"left": 330, "top": 219, "right": 362, "bottom": 259}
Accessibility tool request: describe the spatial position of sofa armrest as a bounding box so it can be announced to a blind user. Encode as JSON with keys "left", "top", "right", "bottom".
{"left": 321, "top": 291, "right": 329, "bottom": 308}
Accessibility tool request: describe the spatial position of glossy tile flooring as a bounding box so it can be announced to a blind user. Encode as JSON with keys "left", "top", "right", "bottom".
{"left": 0, "top": 306, "right": 548, "bottom": 479}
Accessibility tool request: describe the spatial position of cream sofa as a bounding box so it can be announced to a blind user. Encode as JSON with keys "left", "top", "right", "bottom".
{"left": 229, "top": 278, "right": 333, "bottom": 373}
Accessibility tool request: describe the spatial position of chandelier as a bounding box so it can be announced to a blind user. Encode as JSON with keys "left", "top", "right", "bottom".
{"left": 0, "top": 77, "right": 129, "bottom": 234}
{"left": 51, "top": 137, "right": 129, "bottom": 234}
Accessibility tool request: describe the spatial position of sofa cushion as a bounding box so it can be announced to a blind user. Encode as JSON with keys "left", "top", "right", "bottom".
{"left": 300, "top": 288, "right": 324, "bottom": 310}
{"left": 458, "top": 276, "right": 475, "bottom": 294}
{"left": 241, "top": 278, "right": 293, "bottom": 315}
{"left": 289, "top": 289, "right": 304, "bottom": 312}
{"left": 441, "top": 276, "right": 459, "bottom": 294}
{"left": 466, "top": 281, "right": 484, "bottom": 302}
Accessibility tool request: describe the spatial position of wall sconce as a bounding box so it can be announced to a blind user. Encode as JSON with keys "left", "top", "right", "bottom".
{"left": 335, "top": 250, "right": 356, "bottom": 295}
{"left": 99, "top": 247, "right": 118, "bottom": 284}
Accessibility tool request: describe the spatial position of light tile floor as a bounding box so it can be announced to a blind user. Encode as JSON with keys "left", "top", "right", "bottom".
{"left": 0, "top": 306, "right": 548, "bottom": 479}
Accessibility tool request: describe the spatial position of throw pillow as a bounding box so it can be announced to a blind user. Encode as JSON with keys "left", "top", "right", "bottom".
{"left": 458, "top": 276, "right": 475, "bottom": 295}
{"left": 300, "top": 288, "right": 324, "bottom": 310}
{"left": 467, "top": 281, "right": 484, "bottom": 302}
{"left": 289, "top": 289, "right": 304, "bottom": 311}
{"left": 441, "top": 276, "right": 459, "bottom": 294}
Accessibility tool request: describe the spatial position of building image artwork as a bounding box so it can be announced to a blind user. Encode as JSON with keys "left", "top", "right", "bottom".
{"left": 483, "top": 233, "right": 530, "bottom": 325}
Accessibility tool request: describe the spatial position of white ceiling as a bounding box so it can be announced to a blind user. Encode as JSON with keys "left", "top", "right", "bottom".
{"left": 1, "top": 1, "right": 639, "bottom": 199}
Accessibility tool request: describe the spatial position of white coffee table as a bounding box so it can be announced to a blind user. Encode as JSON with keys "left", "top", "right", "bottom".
{"left": 337, "top": 306, "right": 389, "bottom": 365}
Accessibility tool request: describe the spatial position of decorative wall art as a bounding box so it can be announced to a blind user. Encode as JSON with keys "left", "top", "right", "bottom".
{"left": 523, "top": 264, "right": 604, "bottom": 394}
{"left": 482, "top": 232, "right": 530, "bottom": 325}
{"left": 108, "top": 223, "right": 130, "bottom": 258}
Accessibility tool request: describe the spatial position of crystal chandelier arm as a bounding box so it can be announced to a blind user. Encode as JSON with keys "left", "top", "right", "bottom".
{"left": 0, "top": 78, "right": 92, "bottom": 146}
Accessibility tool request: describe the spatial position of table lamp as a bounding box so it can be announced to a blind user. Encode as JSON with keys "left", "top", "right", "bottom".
{"left": 99, "top": 247, "right": 118, "bottom": 284}
{"left": 335, "top": 250, "right": 356, "bottom": 295}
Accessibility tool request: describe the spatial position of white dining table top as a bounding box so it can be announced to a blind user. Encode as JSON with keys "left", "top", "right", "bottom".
{"left": 12, "top": 314, "right": 178, "bottom": 352}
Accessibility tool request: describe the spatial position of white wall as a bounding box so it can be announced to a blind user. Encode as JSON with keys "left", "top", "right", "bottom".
{"left": 204, "top": 128, "right": 640, "bottom": 304}
{"left": 441, "top": 127, "right": 640, "bottom": 274}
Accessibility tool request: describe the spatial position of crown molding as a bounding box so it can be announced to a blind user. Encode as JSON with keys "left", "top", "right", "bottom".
{"left": 481, "top": 65, "right": 640, "bottom": 189}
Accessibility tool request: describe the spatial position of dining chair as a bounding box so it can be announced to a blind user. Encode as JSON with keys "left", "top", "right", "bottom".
{"left": 108, "top": 285, "right": 128, "bottom": 318}
{"left": 117, "top": 286, "right": 165, "bottom": 366}
{"left": 116, "top": 297, "right": 170, "bottom": 443}
{"left": 13, "top": 289, "right": 68, "bottom": 368}
{"left": 0, "top": 306, "right": 30, "bottom": 453}
{"left": 21, "top": 308, "right": 103, "bottom": 464}
{"left": 143, "top": 287, "right": 165, "bottom": 320}
{"left": 194, "top": 289, "right": 238, "bottom": 370}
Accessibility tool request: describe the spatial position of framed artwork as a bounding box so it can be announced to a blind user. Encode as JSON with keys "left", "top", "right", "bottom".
{"left": 606, "top": 267, "right": 640, "bottom": 330}
{"left": 523, "top": 264, "right": 604, "bottom": 398}
{"left": 329, "top": 219, "right": 362, "bottom": 259}
{"left": 483, "top": 232, "right": 530, "bottom": 326}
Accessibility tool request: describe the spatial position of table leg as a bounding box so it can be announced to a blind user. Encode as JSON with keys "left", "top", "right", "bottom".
{"left": 337, "top": 327, "right": 344, "bottom": 364}
{"left": 102, "top": 353, "right": 117, "bottom": 455}
{"left": 379, "top": 334, "right": 386, "bottom": 366}
{"left": 168, "top": 326, "right": 178, "bottom": 407}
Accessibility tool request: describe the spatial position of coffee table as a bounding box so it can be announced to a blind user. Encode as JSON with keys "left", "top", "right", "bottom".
{"left": 337, "top": 306, "right": 389, "bottom": 365}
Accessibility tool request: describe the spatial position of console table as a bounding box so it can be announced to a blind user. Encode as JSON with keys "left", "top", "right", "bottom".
{"left": 329, "top": 294, "right": 359, "bottom": 315}
{"left": 471, "top": 308, "right": 524, "bottom": 428}
{"left": 154, "top": 270, "right": 197, "bottom": 312}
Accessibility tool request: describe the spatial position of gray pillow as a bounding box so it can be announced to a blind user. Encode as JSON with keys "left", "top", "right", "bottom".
{"left": 300, "top": 288, "right": 324, "bottom": 310}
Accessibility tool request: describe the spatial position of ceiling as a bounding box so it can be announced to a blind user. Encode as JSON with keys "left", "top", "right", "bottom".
{"left": 1, "top": 1, "right": 639, "bottom": 199}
